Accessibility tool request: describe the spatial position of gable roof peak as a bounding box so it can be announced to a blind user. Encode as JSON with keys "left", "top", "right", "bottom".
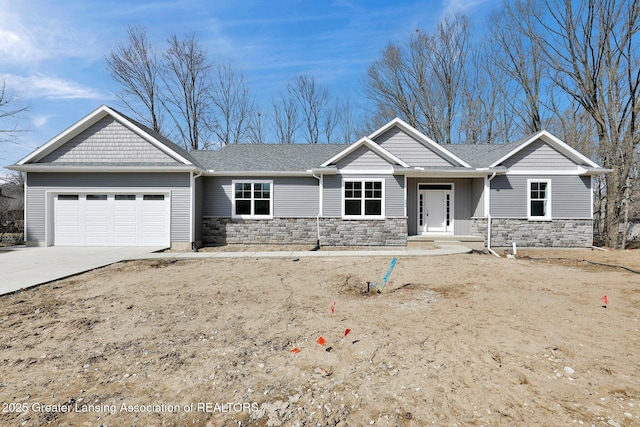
{"left": 15, "top": 104, "right": 201, "bottom": 168}
{"left": 320, "top": 136, "right": 410, "bottom": 168}
{"left": 368, "top": 118, "right": 472, "bottom": 168}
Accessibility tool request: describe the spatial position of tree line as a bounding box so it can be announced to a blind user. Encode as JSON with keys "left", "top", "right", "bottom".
{"left": 106, "top": 27, "right": 363, "bottom": 149}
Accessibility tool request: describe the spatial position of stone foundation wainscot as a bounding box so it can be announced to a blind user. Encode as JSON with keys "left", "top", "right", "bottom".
{"left": 489, "top": 218, "right": 593, "bottom": 248}
{"left": 202, "top": 217, "right": 408, "bottom": 246}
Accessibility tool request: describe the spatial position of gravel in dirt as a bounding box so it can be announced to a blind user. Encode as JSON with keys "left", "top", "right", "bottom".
{"left": 0, "top": 248, "right": 638, "bottom": 426}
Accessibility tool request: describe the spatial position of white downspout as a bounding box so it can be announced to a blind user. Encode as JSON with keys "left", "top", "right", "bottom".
{"left": 191, "top": 171, "right": 202, "bottom": 251}
{"left": 312, "top": 172, "right": 322, "bottom": 248}
{"left": 487, "top": 172, "right": 500, "bottom": 257}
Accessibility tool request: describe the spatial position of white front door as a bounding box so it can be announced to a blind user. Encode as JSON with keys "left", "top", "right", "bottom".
{"left": 418, "top": 186, "right": 453, "bottom": 234}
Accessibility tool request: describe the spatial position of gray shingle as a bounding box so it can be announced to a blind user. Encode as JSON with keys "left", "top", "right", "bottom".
{"left": 191, "top": 144, "right": 348, "bottom": 172}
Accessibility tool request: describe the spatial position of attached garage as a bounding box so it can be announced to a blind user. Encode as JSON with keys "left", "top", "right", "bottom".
{"left": 53, "top": 193, "right": 170, "bottom": 246}
{"left": 9, "top": 105, "right": 202, "bottom": 249}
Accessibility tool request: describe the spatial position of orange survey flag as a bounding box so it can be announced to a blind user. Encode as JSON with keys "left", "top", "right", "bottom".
{"left": 317, "top": 336, "right": 326, "bottom": 345}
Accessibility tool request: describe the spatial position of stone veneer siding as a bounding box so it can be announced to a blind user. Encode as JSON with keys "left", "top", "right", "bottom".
{"left": 471, "top": 218, "right": 593, "bottom": 247}
{"left": 202, "top": 217, "right": 407, "bottom": 246}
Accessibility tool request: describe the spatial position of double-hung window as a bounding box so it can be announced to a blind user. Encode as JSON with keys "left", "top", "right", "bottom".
{"left": 528, "top": 179, "right": 551, "bottom": 220}
{"left": 233, "top": 181, "right": 272, "bottom": 218}
{"left": 343, "top": 180, "right": 384, "bottom": 218}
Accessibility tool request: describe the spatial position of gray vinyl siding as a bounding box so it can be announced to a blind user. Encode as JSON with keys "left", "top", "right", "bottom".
{"left": 322, "top": 174, "right": 405, "bottom": 218}
{"left": 490, "top": 175, "right": 592, "bottom": 218}
{"left": 38, "top": 116, "right": 178, "bottom": 164}
{"left": 334, "top": 146, "right": 392, "bottom": 170}
{"left": 203, "top": 176, "right": 319, "bottom": 217}
{"left": 26, "top": 172, "right": 191, "bottom": 244}
{"left": 406, "top": 177, "right": 481, "bottom": 235}
{"left": 471, "top": 177, "right": 485, "bottom": 217}
{"left": 500, "top": 140, "right": 581, "bottom": 169}
{"left": 374, "top": 127, "right": 457, "bottom": 167}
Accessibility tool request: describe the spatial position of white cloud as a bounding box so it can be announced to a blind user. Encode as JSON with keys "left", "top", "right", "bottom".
{"left": 442, "top": 0, "right": 491, "bottom": 15}
{"left": 0, "top": 74, "right": 105, "bottom": 100}
{"left": 0, "top": 1, "right": 107, "bottom": 66}
{"left": 0, "top": 29, "right": 38, "bottom": 63}
{"left": 31, "top": 115, "right": 53, "bottom": 128}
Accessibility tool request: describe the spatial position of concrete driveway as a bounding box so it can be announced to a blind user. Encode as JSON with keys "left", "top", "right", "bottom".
{"left": 0, "top": 246, "right": 166, "bottom": 295}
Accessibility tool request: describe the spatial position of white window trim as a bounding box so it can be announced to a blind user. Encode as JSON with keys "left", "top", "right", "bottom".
{"left": 527, "top": 179, "right": 551, "bottom": 221}
{"left": 341, "top": 179, "right": 385, "bottom": 219}
{"left": 232, "top": 179, "right": 274, "bottom": 219}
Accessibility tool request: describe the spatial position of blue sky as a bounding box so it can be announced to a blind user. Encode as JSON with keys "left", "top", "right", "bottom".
{"left": 0, "top": 0, "right": 496, "bottom": 171}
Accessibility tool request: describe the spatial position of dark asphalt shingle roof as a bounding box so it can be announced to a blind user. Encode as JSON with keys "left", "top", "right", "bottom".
{"left": 191, "top": 144, "right": 348, "bottom": 172}
{"left": 445, "top": 136, "right": 531, "bottom": 168}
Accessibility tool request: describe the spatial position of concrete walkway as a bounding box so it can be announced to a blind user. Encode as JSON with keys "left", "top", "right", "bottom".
{"left": 0, "top": 243, "right": 472, "bottom": 296}
{"left": 134, "top": 243, "right": 472, "bottom": 260}
{"left": 0, "top": 246, "right": 167, "bottom": 295}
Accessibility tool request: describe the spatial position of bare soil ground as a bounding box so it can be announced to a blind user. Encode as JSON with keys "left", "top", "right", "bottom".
{"left": 1, "top": 248, "right": 639, "bottom": 427}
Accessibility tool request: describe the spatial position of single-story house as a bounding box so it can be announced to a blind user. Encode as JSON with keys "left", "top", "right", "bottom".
{"left": 7, "top": 105, "right": 609, "bottom": 249}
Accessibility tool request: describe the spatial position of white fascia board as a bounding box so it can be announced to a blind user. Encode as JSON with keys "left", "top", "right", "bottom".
{"left": 403, "top": 169, "right": 505, "bottom": 178}
{"left": 367, "top": 117, "right": 472, "bottom": 168}
{"left": 505, "top": 167, "right": 608, "bottom": 175}
{"left": 17, "top": 105, "right": 110, "bottom": 165}
{"left": 320, "top": 136, "right": 410, "bottom": 168}
{"left": 7, "top": 164, "right": 200, "bottom": 173}
{"left": 203, "top": 170, "right": 314, "bottom": 177}
{"left": 489, "top": 130, "right": 601, "bottom": 169}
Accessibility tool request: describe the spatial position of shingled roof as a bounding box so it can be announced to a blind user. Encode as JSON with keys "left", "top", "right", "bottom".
{"left": 191, "top": 144, "right": 348, "bottom": 172}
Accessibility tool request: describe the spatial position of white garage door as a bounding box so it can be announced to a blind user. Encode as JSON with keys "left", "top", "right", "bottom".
{"left": 54, "top": 193, "right": 170, "bottom": 246}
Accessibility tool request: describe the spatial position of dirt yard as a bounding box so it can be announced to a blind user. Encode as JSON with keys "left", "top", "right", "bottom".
{"left": 1, "top": 248, "right": 639, "bottom": 426}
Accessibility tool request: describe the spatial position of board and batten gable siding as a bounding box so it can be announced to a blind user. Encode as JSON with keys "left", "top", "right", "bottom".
{"left": 499, "top": 139, "right": 582, "bottom": 170}
{"left": 490, "top": 175, "right": 592, "bottom": 218}
{"left": 25, "top": 172, "right": 191, "bottom": 245}
{"left": 373, "top": 127, "right": 457, "bottom": 167}
{"left": 333, "top": 145, "right": 393, "bottom": 170}
{"left": 322, "top": 174, "right": 404, "bottom": 218}
{"left": 406, "top": 177, "right": 482, "bottom": 235}
{"left": 38, "top": 116, "right": 179, "bottom": 164}
{"left": 202, "top": 176, "right": 319, "bottom": 217}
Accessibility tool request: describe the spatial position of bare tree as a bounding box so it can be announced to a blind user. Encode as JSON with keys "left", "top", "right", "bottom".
{"left": 0, "top": 82, "right": 28, "bottom": 143}
{"left": 209, "top": 62, "right": 253, "bottom": 145}
{"left": 459, "top": 44, "right": 515, "bottom": 144}
{"left": 365, "top": 43, "right": 420, "bottom": 129}
{"left": 323, "top": 100, "right": 340, "bottom": 144}
{"left": 272, "top": 93, "right": 299, "bottom": 144}
{"left": 289, "top": 75, "right": 328, "bottom": 144}
{"left": 337, "top": 96, "right": 362, "bottom": 144}
{"left": 247, "top": 110, "right": 267, "bottom": 144}
{"left": 528, "top": 0, "right": 640, "bottom": 247}
{"left": 161, "top": 34, "right": 213, "bottom": 150}
{"left": 488, "top": 1, "right": 545, "bottom": 135}
{"left": 0, "top": 171, "right": 25, "bottom": 245}
{"left": 365, "top": 15, "right": 471, "bottom": 144}
{"left": 106, "top": 26, "right": 164, "bottom": 133}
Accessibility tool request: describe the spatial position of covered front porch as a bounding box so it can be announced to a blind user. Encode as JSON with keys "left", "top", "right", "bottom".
{"left": 406, "top": 177, "right": 486, "bottom": 239}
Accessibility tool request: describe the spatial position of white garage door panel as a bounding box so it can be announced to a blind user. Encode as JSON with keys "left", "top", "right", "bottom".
{"left": 54, "top": 194, "right": 170, "bottom": 246}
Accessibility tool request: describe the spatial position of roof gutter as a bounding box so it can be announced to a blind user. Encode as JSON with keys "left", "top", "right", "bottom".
{"left": 6, "top": 164, "right": 203, "bottom": 173}
{"left": 402, "top": 168, "right": 507, "bottom": 178}
{"left": 204, "top": 170, "right": 322, "bottom": 177}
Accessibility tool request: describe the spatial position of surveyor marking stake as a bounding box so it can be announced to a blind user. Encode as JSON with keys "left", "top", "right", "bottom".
{"left": 370, "top": 258, "right": 397, "bottom": 293}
